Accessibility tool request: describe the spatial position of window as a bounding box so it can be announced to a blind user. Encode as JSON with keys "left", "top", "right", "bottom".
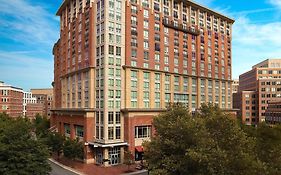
{"left": 64, "top": 124, "right": 71, "bottom": 136}
{"left": 155, "top": 53, "right": 160, "bottom": 62}
{"left": 2, "top": 90, "right": 8, "bottom": 96}
{"left": 75, "top": 125, "right": 84, "bottom": 138}
{"left": 144, "top": 30, "right": 149, "bottom": 38}
{"left": 116, "top": 47, "right": 121, "bottom": 56}
{"left": 108, "top": 127, "right": 114, "bottom": 140}
{"left": 144, "top": 72, "right": 150, "bottom": 80}
{"left": 155, "top": 73, "right": 160, "bottom": 81}
{"left": 144, "top": 51, "right": 149, "bottom": 60}
{"left": 131, "top": 16, "right": 137, "bottom": 25}
{"left": 116, "top": 112, "right": 121, "bottom": 124}
{"left": 135, "top": 125, "right": 151, "bottom": 138}
{"left": 144, "top": 82, "right": 149, "bottom": 90}
{"left": 116, "top": 126, "right": 121, "bottom": 139}
{"left": 144, "top": 20, "right": 149, "bottom": 29}
{"left": 131, "top": 101, "right": 137, "bottom": 108}
{"left": 131, "top": 5, "right": 137, "bottom": 14}
{"left": 131, "top": 70, "right": 138, "bottom": 78}
{"left": 155, "top": 83, "right": 160, "bottom": 91}
{"left": 109, "top": 45, "right": 114, "bottom": 55}
{"left": 143, "top": 91, "right": 149, "bottom": 99}
{"left": 143, "top": 9, "right": 149, "bottom": 18}
{"left": 108, "top": 112, "right": 114, "bottom": 124}
{"left": 131, "top": 91, "right": 137, "bottom": 99}
{"left": 144, "top": 41, "right": 149, "bottom": 49}
{"left": 109, "top": 90, "right": 114, "bottom": 98}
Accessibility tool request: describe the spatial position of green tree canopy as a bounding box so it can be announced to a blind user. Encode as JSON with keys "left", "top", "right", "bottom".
{"left": 33, "top": 114, "right": 50, "bottom": 138}
{"left": 63, "top": 138, "right": 84, "bottom": 160}
{"left": 0, "top": 113, "right": 51, "bottom": 175}
{"left": 144, "top": 103, "right": 267, "bottom": 175}
{"left": 46, "top": 132, "right": 65, "bottom": 157}
{"left": 256, "top": 123, "right": 281, "bottom": 174}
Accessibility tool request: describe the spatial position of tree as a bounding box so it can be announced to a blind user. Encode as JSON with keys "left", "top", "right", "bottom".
{"left": 46, "top": 132, "right": 65, "bottom": 158}
{"left": 200, "top": 104, "right": 265, "bottom": 174}
{"left": 0, "top": 114, "right": 51, "bottom": 175}
{"left": 256, "top": 123, "right": 281, "bottom": 174}
{"left": 63, "top": 138, "right": 84, "bottom": 160}
{"left": 144, "top": 103, "right": 266, "bottom": 175}
{"left": 33, "top": 114, "right": 50, "bottom": 138}
{"left": 124, "top": 150, "right": 134, "bottom": 172}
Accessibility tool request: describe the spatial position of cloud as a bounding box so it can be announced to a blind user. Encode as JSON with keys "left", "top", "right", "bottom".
{"left": 268, "top": 0, "right": 281, "bottom": 8}
{"left": 230, "top": 7, "right": 276, "bottom": 16}
{"left": 0, "top": 50, "right": 53, "bottom": 91}
{"left": 193, "top": 0, "right": 215, "bottom": 6}
{"left": 232, "top": 17, "right": 281, "bottom": 78}
{"left": 0, "top": 0, "right": 59, "bottom": 47}
{"left": 0, "top": 0, "right": 58, "bottom": 90}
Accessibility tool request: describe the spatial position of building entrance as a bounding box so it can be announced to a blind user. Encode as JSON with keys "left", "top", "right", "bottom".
{"left": 109, "top": 147, "right": 121, "bottom": 165}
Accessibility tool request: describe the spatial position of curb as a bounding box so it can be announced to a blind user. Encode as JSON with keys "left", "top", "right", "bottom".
{"left": 121, "top": 170, "right": 148, "bottom": 175}
{"left": 48, "top": 158, "right": 86, "bottom": 175}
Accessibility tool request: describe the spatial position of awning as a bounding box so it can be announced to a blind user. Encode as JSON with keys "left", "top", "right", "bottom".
{"left": 88, "top": 142, "right": 128, "bottom": 148}
{"left": 135, "top": 146, "right": 144, "bottom": 152}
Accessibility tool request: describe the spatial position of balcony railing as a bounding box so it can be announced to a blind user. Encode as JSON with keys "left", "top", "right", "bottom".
{"left": 162, "top": 19, "right": 200, "bottom": 36}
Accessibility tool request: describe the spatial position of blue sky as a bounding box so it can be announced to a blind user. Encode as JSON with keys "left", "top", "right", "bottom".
{"left": 0, "top": 0, "right": 281, "bottom": 90}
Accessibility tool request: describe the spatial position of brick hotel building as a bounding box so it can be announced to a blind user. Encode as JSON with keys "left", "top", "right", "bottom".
{"left": 51, "top": 0, "right": 234, "bottom": 165}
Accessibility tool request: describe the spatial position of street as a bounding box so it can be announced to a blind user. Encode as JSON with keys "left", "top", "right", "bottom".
{"left": 48, "top": 160, "right": 79, "bottom": 175}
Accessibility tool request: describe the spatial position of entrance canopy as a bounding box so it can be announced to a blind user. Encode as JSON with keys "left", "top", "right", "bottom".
{"left": 135, "top": 146, "right": 144, "bottom": 152}
{"left": 88, "top": 142, "right": 128, "bottom": 148}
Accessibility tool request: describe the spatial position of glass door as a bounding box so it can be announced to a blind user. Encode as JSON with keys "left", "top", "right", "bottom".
{"left": 109, "top": 147, "right": 121, "bottom": 165}
{"left": 96, "top": 149, "right": 103, "bottom": 165}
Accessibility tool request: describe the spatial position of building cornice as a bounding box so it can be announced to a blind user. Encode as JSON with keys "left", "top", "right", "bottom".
{"left": 51, "top": 108, "right": 97, "bottom": 115}
{"left": 56, "top": 0, "right": 70, "bottom": 16}
{"left": 121, "top": 108, "right": 166, "bottom": 113}
{"left": 60, "top": 66, "right": 95, "bottom": 79}
{"left": 123, "top": 65, "right": 233, "bottom": 83}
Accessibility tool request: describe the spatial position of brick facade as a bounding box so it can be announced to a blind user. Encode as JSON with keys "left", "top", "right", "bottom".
{"left": 0, "top": 81, "right": 23, "bottom": 118}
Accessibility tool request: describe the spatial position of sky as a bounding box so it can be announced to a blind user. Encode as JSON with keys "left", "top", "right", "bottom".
{"left": 0, "top": 0, "right": 281, "bottom": 90}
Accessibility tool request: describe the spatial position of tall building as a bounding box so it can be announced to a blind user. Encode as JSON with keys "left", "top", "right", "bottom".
{"left": 31, "top": 88, "right": 53, "bottom": 117}
{"left": 51, "top": 0, "right": 234, "bottom": 165}
{"left": 232, "top": 79, "right": 239, "bottom": 93}
{"left": 235, "top": 59, "right": 281, "bottom": 125}
{"left": 0, "top": 81, "right": 23, "bottom": 117}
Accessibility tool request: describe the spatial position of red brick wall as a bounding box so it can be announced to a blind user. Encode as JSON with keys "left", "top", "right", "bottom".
{"left": 26, "top": 103, "right": 45, "bottom": 119}
{"left": 52, "top": 113, "right": 94, "bottom": 142}
{"left": 124, "top": 115, "right": 155, "bottom": 153}
{"left": 0, "top": 89, "right": 23, "bottom": 118}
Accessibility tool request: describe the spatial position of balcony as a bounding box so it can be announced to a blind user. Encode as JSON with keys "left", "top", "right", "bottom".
{"left": 162, "top": 19, "right": 200, "bottom": 36}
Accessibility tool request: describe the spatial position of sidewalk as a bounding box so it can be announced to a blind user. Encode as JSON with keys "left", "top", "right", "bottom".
{"left": 48, "top": 158, "right": 85, "bottom": 175}
{"left": 53, "top": 156, "right": 140, "bottom": 175}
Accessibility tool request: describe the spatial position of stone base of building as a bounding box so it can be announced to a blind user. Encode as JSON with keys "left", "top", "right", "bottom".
{"left": 84, "top": 158, "right": 95, "bottom": 164}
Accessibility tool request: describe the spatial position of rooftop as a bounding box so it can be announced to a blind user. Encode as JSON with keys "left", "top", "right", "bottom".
{"left": 252, "top": 59, "right": 281, "bottom": 69}
{"left": 0, "top": 81, "right": 23, "bottom": 91}
{"left": 56, "top": 0, "right": 235, "bottom": 23}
